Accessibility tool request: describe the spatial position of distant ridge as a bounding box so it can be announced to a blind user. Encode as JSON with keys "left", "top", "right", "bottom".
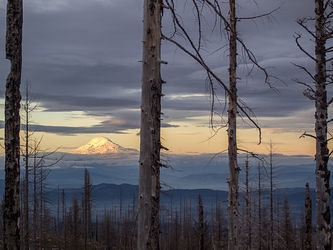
{"left": 72, "top": 137, "right": 138, "bottom": 155}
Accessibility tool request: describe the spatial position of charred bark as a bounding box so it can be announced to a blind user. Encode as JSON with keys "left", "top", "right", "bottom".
{"left": 3, "top": 0, "right": 23, "bottom": 249}
{"left": 138, "top": 0, "right": 163, "bottom": 249}
{"left": 314, "top": 1, "right": 331, "bottom": 248}
{"left": 227, "top": 1, "right": 239, "bottom": 249}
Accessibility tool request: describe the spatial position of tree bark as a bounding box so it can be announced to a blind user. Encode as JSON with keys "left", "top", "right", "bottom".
{"left": 227, "top": 0, "right": 239, "bottom": 249}
{"left": 138, "top": 0, "right": 163, "bottom": 249}
{"left": 314, "top": 1, "right": 331, "bottom": 249}
{"left": 3, "top": 0, "right": 23, "bottom": 249}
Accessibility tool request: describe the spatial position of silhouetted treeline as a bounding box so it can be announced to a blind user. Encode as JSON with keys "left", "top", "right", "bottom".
{"left": 0, "top": 168, "right": 320, "bottom": 249}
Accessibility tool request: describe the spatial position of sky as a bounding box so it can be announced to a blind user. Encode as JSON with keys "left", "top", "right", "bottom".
{"left": 0, "top": 0, "right": 331, "bottom": 157}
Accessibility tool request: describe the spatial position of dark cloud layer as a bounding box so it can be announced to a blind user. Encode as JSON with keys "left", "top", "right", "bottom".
{"left": 0, "top": 119, "right": 178, "bottom": 135}
{"left": 0, "top": 0, "right": 322, "bottom": 133}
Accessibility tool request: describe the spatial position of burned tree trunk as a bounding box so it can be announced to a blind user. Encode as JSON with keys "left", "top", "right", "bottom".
{"left": 314, "top": 1, "right": 331, "bottom": 248}
{"left": 3, "top": 0, "right": 23, "bottom": 249}
{"left": 23, "top": 86, "right": 29, "bottom": 250}
{"left": 296, "top": 1, "right": 332, "bottom": 248}
{"left": 33, "top": 154, "right": 37, "bottom": 249}
{"left": 269, "top": 142, "right": 274, "bottom": 250}
{"left": 305, "top": 182, "right": 312, "bottom": 250}
{"left": 245, "top": 156, "right": 251, "bottom": 249}
{"left": 138, "top": 0, "right": 163, "bottom": 249}
{"left": 258, "top": 163, "right": 262, "bottom": 250}
{"left": 227, "top": 1, "right": 239, "bottom": 249}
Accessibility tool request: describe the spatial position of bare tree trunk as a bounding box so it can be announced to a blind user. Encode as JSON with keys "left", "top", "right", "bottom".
{"left": 3, "top": 0, "right": 23, "bottom": 249}
{"left": 227, "top": 0, "right": 239, "bottom": 249}
{"left": 57, "top": 185, "right": 60, "bottom": 250}
{"left": 258, "top": 163, "right": 262, "bottom": 250}
{"left": 314, "top": 1, "right": 331, "bottom": 249}
{"left": 33, "top": 154, "right": 37, "bottom": 250}
{"left": 138, "top": 0, "right": 163, "bottom": 249}
{"left": 305, "top": 182, "right": 312, "bottom": 250}
{"left": 23, "top": 86, "right": 29, "bottom": 250}
{"left": 269, "top": 142, "right": 274, "bottom": 250}
{"left": 245, "top": 156, "right": 251, "bottom": 249}
{"left": 39, "top": 166, "right": 43, "bottom": 250}
{"left": 62, "top": 189, "right": 67, "bottom": 250}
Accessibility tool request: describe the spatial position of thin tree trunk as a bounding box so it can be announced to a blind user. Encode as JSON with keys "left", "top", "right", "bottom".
{"left": 227, "top": 0, "right": 239, "bottom": 249}
{"left": 3, "top": 0, "right": 23, "bottom": 249}
{"left": 57, "top": 185, "right": 60, "bottom": 250}
{"left": 62, "top": 189, "right": 67, "bottom": 250}
{"left": 245, "top": 156, "right": 251, "bottom": 249}
{"left": 314, "top": 0, "right": 331, "bottom": 249}
{"left": 305, "top": 182, "right": 312, "bottom": 250}
{"left": 269, "top": 142, "right": 274, "bottom": 250}
{"left": 138, "top": 0, "right": 163, "bottom": 249}
{"left": 39, "top": 167, "right": 43, "bottom": 250}
{"left": 33, "top": 154, "right": 37, "bottom": 250}
{"left": 258, "top": 163, "right": 262, "bottom": 250}
{"left": 24, "top": 86, "right": 29, "bottom": 250}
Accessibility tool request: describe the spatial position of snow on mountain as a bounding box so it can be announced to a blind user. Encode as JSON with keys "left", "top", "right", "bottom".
{"left": 72, "top": 137, "right": 138, "bottom": 155}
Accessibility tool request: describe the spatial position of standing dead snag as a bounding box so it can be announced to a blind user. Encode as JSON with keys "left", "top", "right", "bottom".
{"left": 138, "top": 0, "right": 163, "bottom": 249}
{"left": 305, "top": 182, "right": 312, "bottom": 250}
{"left": 245, "top": 156, "right": 252, "bottom": 249}
{"left": 22, "top": 85, "right": 37, "bottom": 250}
{"left": 295, "top": 1, "right": 332, "bottom": 248}
{"left": 163, "top": 1, "right": 276, "bottom": 249}
{"left": 3, "top": 0, "right": 23, "bottom": 249}
{"left": 269, "top": 141, "right": 274, "bottom": 250}
{"left": 227, "top": 1, "right": 239, "bottom": 248}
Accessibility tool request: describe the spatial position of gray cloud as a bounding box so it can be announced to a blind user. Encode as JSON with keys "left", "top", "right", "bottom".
{"left": 0, "top": 118, "right": 177, "bottom": 135}
{"left": 0, "top": 0, "right": 324, "bottom": 133}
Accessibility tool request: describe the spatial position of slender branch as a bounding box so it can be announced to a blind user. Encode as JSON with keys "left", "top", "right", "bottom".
{"left": 292, "top": 63, "right": 316, "bottom": 81}
{"left": 295, "top": 33, "right": 317, "bottom": 62}
{"left": 237, "top": 7, "right": 280, "bottom": 21}
{"left": 300, "top": 131, "right": 317, "bottom": 140}
{"left": 297, "top": 18, "right": 316, "bottom": 39}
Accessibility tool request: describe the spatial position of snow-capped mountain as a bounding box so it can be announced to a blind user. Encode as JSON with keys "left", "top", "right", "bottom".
{"left": 72, "top": 137, "right": 138, "bottom": 155}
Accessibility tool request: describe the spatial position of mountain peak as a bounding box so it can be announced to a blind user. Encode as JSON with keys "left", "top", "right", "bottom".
{"left": 72, "top": 137, "right": 137, "bottom": 155}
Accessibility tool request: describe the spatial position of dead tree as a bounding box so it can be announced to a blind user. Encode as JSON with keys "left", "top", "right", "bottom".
{"left": 21, "top": 84, "right": 37, "bottom": 250}
{"left": 257, "top": 163, "right": 262, "bottom": 250}
{"left": 269, "top": 153, "right": 273, "bottom": 250}
{"left": 62, "top": 189, "right": 67, "bottom": 250}
{"left": 3, "top": 0, "right": 23, "bottom": 249}
{"left": 23, "top": 86, "right": 29, "bottom": 250}
{"left": 295, "top": 1, "right": 332, "bottom": 248}
{"left": 245, "top": 156, "right": 252, "bottom": 249}
{"left": 138, "top": 0, "right": 164, "bottom": 249}
{"left": 305, "top": 182, "right": 312, "bottom": 250}
{"left": 32, "top": 152, "right": 38, "bottom": 249}
{"left": 227, "top": 1, "right": 239, "bottom": 247}
{"left": 163, "top": 1, "right": 277, "bottom": 249}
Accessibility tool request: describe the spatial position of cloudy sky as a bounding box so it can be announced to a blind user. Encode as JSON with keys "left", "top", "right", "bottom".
{"left": 0, "top": 0, "right": 330, "bottom": 156}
